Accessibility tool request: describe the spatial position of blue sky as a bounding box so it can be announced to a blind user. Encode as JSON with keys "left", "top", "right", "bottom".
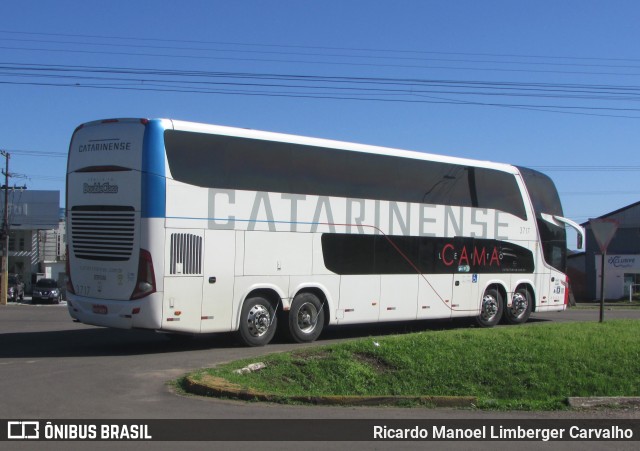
{"left": 2, "top": 0, "right": 640, "bottom": 234}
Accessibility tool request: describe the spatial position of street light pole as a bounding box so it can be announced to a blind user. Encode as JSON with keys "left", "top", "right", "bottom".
{"left": 0, "top": 150, "right": 9, "bottom": 306}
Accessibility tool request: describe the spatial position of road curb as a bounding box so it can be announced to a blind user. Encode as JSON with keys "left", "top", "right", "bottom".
{"left": 567, "top": 397, "right": 640, "bottom": 409}
{"left": 183, "top": 376, "right": 640, "bottom": 410}
{"left": 183, "top": 374, "right": 477, "bottom": 407}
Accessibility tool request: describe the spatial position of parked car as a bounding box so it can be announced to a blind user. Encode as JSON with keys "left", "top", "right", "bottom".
{"left": 32, "top": 278, "right": 61, "bottom": 304}
{"left": 8, "top": 274, "right": 25, "bottom": 302}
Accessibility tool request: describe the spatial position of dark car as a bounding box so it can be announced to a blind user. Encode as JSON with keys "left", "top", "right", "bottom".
{"left": 32, "top": 278, "right": 61, "bottom": 304}
{"left": 8, "top": 274, "right": 25, "bottom": 302}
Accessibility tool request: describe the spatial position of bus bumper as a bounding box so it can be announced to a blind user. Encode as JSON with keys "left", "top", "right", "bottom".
{"left": 66, "top": 293, "right": 163, "bottom": 330}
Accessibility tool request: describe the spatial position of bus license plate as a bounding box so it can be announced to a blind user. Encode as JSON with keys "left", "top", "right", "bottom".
{"left": 92, "top": 304, "right": 108, "bottom": 315}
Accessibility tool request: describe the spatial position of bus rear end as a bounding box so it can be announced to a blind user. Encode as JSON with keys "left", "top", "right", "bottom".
{"left": 66, "top": 119, "right": 166, "bottom": 330}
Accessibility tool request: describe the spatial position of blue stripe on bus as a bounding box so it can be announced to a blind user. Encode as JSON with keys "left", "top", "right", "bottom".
{"left": 142, "top": 119, "right": 167, "bottom": 218}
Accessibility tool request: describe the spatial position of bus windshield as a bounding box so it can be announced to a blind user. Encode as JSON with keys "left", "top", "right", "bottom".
{"left": 518, "top": 167, "right": 566, "bottom": 272}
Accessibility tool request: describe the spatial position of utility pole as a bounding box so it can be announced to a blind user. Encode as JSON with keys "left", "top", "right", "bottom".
{"left": 0, "top": 150, "right": 9, "bottom": 306}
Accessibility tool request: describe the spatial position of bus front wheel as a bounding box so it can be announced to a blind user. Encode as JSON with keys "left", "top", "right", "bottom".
{"left": 288, "top": 292, "right": 324, "bottom": 343}
{"left": 238, "top": 296, "right": 277, "bottom": 347}
{"left": 476, "top": 287, "right": 503, "bottom": 327}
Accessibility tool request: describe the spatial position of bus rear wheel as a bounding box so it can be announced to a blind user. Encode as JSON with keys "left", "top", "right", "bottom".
{"left": 288, "top": 292, "right": 324, "bottom": 343}
{"left": 476, "top": 287, "right": 503, "bottom": 327}
{"left": 238, "top": 296, "right": 277, "bottom": 347}
{"left": 503, "top": 288, "right": 532, "bottom": 325}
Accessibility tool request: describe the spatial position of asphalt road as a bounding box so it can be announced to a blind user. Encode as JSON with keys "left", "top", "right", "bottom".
{"left": 1, "top": 301, "right": 638, "bottom": 451}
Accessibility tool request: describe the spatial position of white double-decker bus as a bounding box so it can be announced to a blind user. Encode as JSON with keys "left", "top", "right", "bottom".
{"left": 66, "top": 118, "right": 584, "bottom": 346}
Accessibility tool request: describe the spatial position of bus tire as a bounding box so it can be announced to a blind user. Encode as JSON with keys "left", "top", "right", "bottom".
{"left": 238, "top": 296, "right": 277, "bottom": 347}
{"left": 503, "top": 288, "right": 532, "bottom": 325}
{"left": 476, "top": 287, "right": 503, "bottom": 327}
{"left": 288, "top": 292, "right": 324, "bottom": 343}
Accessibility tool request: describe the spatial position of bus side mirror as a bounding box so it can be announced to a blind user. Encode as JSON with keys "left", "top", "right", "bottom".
{"left": 551, "top": 215, "right": 585, "bottom": 251}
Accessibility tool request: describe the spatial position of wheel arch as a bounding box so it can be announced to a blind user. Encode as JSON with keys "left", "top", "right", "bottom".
{"left": 513, "top": 281, "right": 536, "bottom": 311}
{"left": 482, "top": 280, "right": 508, "bottom": 304}
{"left": 234, "top": 284, "right": 285, "bottom": 331}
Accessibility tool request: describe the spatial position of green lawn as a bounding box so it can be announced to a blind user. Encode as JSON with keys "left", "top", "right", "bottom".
{"left": 187, "top": 320, "right": 640, "bottom": 410}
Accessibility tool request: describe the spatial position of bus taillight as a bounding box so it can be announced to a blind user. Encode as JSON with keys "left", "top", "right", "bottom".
{"left": 563, "top": 277, "right": 570, "bottom": 305}
{"left": 131, "top": 249, "right": 157, "bottom": 300}
{"left": 65, "top": 246, "right": 75, "bottom": 295}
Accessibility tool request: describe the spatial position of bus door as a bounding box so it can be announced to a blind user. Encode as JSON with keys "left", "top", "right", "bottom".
{"left": 443, "top": 237, "right": 479, "bottom": 318}
{"left": 163, "top": 230, "right": 205, "bottom": 332}
{"left": 534, "top": 263, "right": 553, "bottom": 309}
{"left": 451, "top": 273, "right": 480, "bottom": 318}
{"left": 201, "top": 230, "right": 236, "bottom": 333}
{"left": 548, "top": 270, "right": 567, "bottom": 307}
{"left": 532, "top": 249, "right": 569, "bottom": 309}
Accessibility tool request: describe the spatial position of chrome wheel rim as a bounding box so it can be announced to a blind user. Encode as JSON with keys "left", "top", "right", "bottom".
{"left": 481, "top": 293, "right": 499, "bottom": 322}
{"left": 510, "top": 292, "right": 528, "bottom": 319}
{"left": 297, "top": 302, "right": 318, "bottom": 334}
{"left": 247, "top": 304, "right": 271, "bottom": 337}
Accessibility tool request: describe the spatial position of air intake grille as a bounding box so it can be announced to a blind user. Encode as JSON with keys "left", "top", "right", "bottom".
{"left": 170, "top": 233, "right": 203, "bottom": 275}
{"left": 70, "top": 206, "right": 136, "bottom": 261}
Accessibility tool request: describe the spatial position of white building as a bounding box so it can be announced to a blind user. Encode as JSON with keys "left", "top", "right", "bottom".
{"left": 568, "top": 200, "right": 640, "bottom": 301}
{"left": 1, "top": 190, "right": 62, "bottom": 292}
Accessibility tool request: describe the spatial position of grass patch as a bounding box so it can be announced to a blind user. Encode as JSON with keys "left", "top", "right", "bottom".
{"left": 194, "top": 320, "right": 640, "bottom": 410}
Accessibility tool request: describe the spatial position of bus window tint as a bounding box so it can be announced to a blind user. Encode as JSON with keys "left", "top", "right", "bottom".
{"left": 474, "top": 168, "right": 527, "bottom": 220}
{"left": 164, "top": 130, "right": 527, "bottom": 219}
{"left": 518, "top": 167, "right": 566, "bottom": 271}
{"left": 517, "top": 167, "right": 563, "bottom": 216}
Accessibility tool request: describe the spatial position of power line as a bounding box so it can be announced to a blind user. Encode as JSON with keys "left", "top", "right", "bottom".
{"left": 3, "top": 62, "right": 640, "bottom": 118}
{"left": 6, "top": 61, "right": 640, "bottom": 93}
{"left": 4, "top": 64, "right": 640, "bottom": 101}
{"left": 3, "top": 80, "right": 638, "bottom": 118}
{"left": 4, "top": 26, "right": 640, "bottom": 78}
{"left": 561, "top": 191, "right": 640, "bottom": 196}
{"left": 5, "top": 148, "right": 66, "bottom": 158}
{"left": 528, "top": 166, "right": 640, "bottom": 172}
{"left": 7, "top": 35, "right": 640, "bottom": 72}
{"left": 3, "top": 32, "right": 640, "bottom": 119}
{"left": 5, "top": 44, "right": 640, "bottom": 78}
{"left": 3, "top": 29, "right": 640, "bottom": 65}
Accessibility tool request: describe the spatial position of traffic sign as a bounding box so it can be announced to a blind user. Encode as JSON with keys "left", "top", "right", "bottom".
{"left": 589, "top": 218, "right": 618, "bottom": 254}
{"left": 589, "top": 218, "right": 619, "bottom": 323}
